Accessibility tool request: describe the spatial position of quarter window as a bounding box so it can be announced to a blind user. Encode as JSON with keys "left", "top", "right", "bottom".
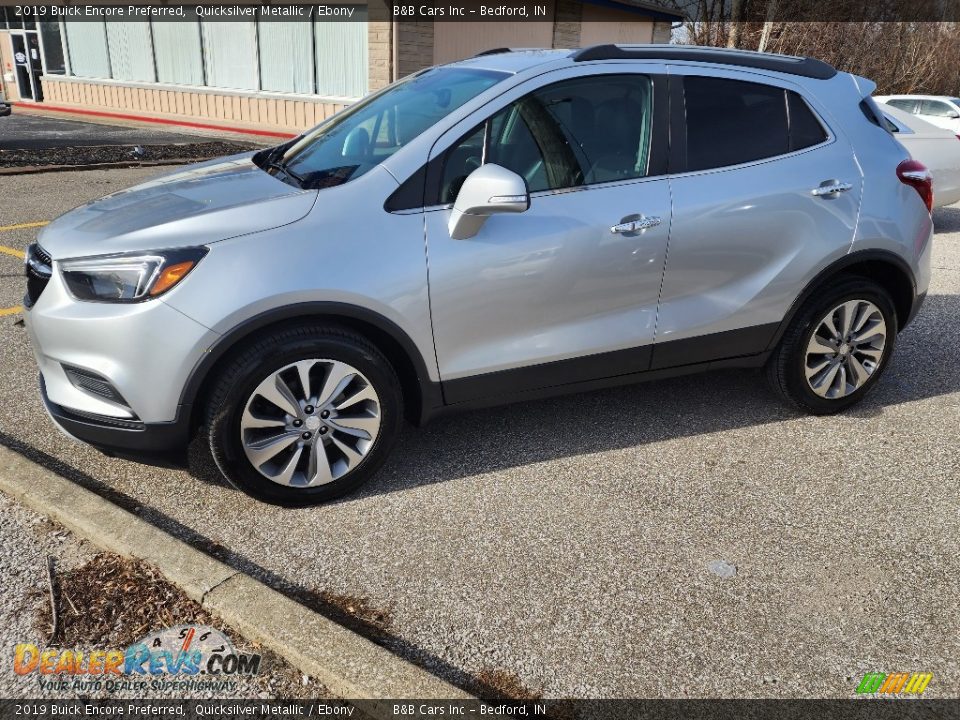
{"left": 788, "top": 92, "right": 828, "bottom": 150}
{"left": 440, "top": 74, "right": 654, "bottom": 203}
{"left": 683, "top": 77, "right": 827, "bottom": 172}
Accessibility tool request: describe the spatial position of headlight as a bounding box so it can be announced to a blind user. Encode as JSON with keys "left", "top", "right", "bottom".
{"left": 60, "top": 248, "right": 207, "bottom": 302}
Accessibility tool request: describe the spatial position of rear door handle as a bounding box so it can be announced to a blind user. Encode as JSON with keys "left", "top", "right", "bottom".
{"left": 611, "top": 215, "right": 662, "bottom": 234}
{"left": 811, "top": 181, "right": 853, "bottom": 197}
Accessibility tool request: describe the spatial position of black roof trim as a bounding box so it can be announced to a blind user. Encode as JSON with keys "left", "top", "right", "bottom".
{"left": 570, "top": 45, "right": 838, "bottom": 80}
{"left": 473, "top": 48, "right": 513, "bottom": 58}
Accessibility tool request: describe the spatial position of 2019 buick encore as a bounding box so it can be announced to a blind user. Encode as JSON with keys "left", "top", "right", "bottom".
{"left": 24, "top": 45, "right": 933, "bottom": 505}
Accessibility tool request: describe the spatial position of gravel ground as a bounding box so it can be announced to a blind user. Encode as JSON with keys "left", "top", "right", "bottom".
{"left": 0, "top": 493, "right": 329, "bottom": 700}
{"left": 0, "top": 167, "right": 958, "bottom": 699}
{"left": 0, "top": 142, "right": 259, "bottom": 169}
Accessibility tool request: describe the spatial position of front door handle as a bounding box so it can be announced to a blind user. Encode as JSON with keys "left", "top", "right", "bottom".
{"left": 611, "top": 215, "right": 662, "bottom": 235}
{"left": 811, "top": 181, "right": 853, "bottom": 197}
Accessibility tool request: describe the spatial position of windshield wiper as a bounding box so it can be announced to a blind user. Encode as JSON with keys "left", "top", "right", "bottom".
{"left": 265, "top": 159, "right": 306, "bottom": 187}
{"left": 254, "top": 145, "right": 305, "bottom": 188}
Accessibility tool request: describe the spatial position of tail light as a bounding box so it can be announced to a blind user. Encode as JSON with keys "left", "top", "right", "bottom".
{"left": 897, "top": 159, "right": 933, "bottom": 212}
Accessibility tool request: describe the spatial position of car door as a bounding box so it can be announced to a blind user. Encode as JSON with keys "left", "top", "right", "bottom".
{"left": 423, "top": 66, "right": 673, "bottom": 403}
{"left": 916, "top": 99, "right": 960, "bottom": 133}
{"left": 654, "top": 68, "right": 863, "bottom": 369}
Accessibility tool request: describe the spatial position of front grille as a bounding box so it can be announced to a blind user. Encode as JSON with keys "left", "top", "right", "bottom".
{"left": 24, "top": 243, "right": 52, "bottom": 308}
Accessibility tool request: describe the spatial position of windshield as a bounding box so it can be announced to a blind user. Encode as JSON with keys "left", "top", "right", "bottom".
{"left": 259, "top": 67, "right": 508, "bottom": 190}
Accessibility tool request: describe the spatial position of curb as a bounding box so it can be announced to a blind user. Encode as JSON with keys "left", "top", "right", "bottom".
{"left": 0, "top": 445, "right": 472, "bottom": 709}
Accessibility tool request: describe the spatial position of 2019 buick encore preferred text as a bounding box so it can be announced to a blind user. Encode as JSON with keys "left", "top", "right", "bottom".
{"left": 24, "top": 45, "right": 933, "bottom": 505}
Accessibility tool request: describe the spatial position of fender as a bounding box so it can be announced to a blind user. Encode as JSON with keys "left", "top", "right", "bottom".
{"left": 766, "top": 248, "right": 918, "bottom": 351}
{"left": 177, "top": 301, "right": 443, "bottom": 427}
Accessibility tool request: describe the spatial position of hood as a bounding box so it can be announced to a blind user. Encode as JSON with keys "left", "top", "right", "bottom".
{"left": 38, "top": 153, "right": 317, "bottom": 259}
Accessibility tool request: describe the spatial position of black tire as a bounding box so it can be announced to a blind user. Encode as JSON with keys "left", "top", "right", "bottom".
{"left": 766, "top": 275, "right": 898, "bottom": 414}
{"left": 205, "top": 325, "right": 402, "bottom": 506}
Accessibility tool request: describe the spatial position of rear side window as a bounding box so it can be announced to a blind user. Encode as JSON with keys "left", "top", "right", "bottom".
{"left": 683, "top": 77, "right": 827, "bottom": 172}
{"left": 919, "top": 99, "right": 958, "bottom": 118}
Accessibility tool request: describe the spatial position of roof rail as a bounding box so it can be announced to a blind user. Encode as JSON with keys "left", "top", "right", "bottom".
{"left": 570, "top": 44, "right": 838, "bottom": 80}
{"left": 473, "top": 48, "right": 513, "bottom": 57}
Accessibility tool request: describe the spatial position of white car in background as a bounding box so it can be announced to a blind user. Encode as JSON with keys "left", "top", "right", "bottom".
{"left": 875, "top": 94, "right": 960, "bottom": 134}
{"left": 881, "top": 104, "right": 960, "bottom": 208}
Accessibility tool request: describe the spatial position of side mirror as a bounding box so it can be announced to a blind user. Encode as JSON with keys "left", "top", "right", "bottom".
{"left": 448, "top": 163, "right": 529, "bottom": 240}
{"left": 949, "top": 111, "right": 960, "bottom": 119}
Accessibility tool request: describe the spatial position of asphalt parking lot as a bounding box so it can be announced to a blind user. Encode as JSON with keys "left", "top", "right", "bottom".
{"left": 0, "top": 166, "right": 958, "bottom": 699}
{"left": 0, "top": 113, "right": 203, "bottom": 150}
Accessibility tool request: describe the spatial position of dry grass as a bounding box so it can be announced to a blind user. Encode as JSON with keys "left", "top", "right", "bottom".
{"left": 34, "top": 552, "right": 214, "bottom": 648}
{"left": 31, "top": 552, "right": 331, "bottom": 699}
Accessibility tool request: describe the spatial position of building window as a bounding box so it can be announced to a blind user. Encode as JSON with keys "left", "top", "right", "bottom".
{"left": 315, "top": 6, "right": 367, "bottom": 98}
{"left": 202, "top": 20, "right": 258, "bottom": 91}
{"left": 64, "top": 21, "right": 111, "bottom": 79}
{"left": 57, "top": 15, "right": 370, "bottom": 100}
{"left": 39, "top": 21, "right": 66, "bottom": 75}
{"left": 153, "top": 12, "right": 204, "bottom": 85}
{"left": 106, "top": 22, "right": 155, "bottom": 82}
{"left": 259, "top": 21, "right": 314, "bottom": 94}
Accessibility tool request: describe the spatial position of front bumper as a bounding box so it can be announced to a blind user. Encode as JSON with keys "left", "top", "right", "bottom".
{"left": 40, "top": 375, "right": 190, "bottom": 468}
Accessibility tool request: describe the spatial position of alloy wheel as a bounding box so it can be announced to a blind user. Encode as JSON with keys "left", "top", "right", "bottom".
{"left": 804, "top": 299, "right": 887, "bottom": 399}
{"left": 239, "top": 359, "right": 381, "bottom": 487}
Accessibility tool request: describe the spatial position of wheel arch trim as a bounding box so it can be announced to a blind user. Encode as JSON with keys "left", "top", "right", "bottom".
{"left": 767, "top": 248, "right": 918, "bottom": 351}
{"left": 178, "top": 302, "right": 442, "bottom": 429}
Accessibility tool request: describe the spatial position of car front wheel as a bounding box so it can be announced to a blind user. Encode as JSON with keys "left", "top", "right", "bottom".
{"left": 205, "top": 325, "right": 402, "bottom": 506}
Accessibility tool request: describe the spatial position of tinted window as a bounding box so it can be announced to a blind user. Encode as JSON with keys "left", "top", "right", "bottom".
{"left": 684, "top": 77, "right": 789, "bottom": 171}
{"left": 684, "top": 77, "right": 828, "bottom": 171}
{"left": 277, "top": 67, "right": 506, "bottom": 189}
{"left": 788, "top": 92, "right": 828, "bottom": 150}
{"left": 440, "top": 74, "right": 653, "bottom": 203}
{"left": 886, "top": 98, "right": 918, "bottom": 113}
{"left": 919, "top": 99, "right": 957, "bottom": 118}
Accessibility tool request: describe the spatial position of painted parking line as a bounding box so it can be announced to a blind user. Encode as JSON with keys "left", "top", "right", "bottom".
{"left": 0, "top": 234, "right": 34, "bottom": 318}
{"left": 0, "top": 221, "right": 49, "bottom": 233}
{"left": 0, "top": 245, "right": 26, "bottom": 260}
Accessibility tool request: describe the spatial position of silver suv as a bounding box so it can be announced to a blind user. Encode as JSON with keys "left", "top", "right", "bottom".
{"left": 25, "top": 46, "right": 933, "bottom": 505}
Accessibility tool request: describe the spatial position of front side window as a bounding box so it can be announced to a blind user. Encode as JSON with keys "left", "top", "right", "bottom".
{"left": 273, "top": 67, "right": 507, "bottom": 189}
{"left": 886, "top": 98, "right": 918, "bottom": 113}
{"left": 440, "top": 74, "right": 654, "bottom": 203}
{"left": 683, "top": 76, "right": 827, "bottom": 172}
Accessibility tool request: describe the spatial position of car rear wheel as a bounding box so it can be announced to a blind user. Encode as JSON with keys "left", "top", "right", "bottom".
{"left": 766, "top": 276, "right": 898, "bottom": 414}
{"left": 205, "top": 325, "right": 402, "bottom": 506}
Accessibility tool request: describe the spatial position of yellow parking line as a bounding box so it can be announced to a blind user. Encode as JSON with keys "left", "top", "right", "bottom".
{"left": 0, "top": 245, "right": 26, "bottom": 260}
{"left": 0, "top": 306, "right": 23, "bottom": 317}
{"left": 0, "top": 221, "right": 49, "bottom": 232}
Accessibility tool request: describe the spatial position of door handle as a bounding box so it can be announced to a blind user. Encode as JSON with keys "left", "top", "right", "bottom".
{"left": 811, "top": 181, "right": 853, "bottom": 197}
{"left": 611, "top": 215, "right": 662, "bottom": 234}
